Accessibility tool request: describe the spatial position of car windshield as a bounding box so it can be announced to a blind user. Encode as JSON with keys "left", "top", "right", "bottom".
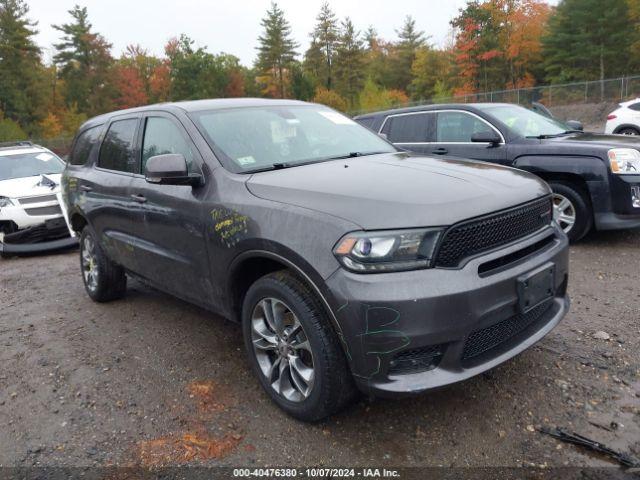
{"left": 190, "top": 105, "right": 396, "bottom": 172}
{"left": 478, "top": 104, "right": 570, "bottom": 137}
{"left": 0, "top": 149, "right": 65, "bottom": 181}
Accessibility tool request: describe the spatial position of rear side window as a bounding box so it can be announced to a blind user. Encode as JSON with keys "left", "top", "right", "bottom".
{"left": 98, "top": 119, "right": 138, "bottom": 173}
{"left": 629, "top": 102, "right": 640, "bottom": 111}
{"left": 141, "top": 117, "right": 195, "bottom": 173}
{"left": 355, "top": 117, "right": 376, "bottom": 131}
{"left": 381, "top": 113, "right": 432, "bottom": 143}
{"left": 69, "top": 126, "right": 102, "bottom": 165}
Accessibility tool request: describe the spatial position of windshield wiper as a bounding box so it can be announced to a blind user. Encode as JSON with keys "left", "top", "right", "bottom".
{"left": 244, "top": 151, "right": 391, "bottom": 173}
{"left": 527, "top": 130, "right": 583, "bottom": 139}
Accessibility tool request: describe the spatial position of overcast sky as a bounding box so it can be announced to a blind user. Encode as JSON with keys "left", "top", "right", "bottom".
{"left": 28, "top": 0, "right": 475, "bottom": 66}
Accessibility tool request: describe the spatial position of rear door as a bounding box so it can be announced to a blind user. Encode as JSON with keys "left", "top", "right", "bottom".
{"left": 127, "top": 111, "right": 210, "bottom": 304}
{"left": 430, "top": 110, "right": 507, "bottom": 164}
{"left": 379, "top": 111, "right": 435, "bottom": 154}
{"left": 86, "top": 115, "right": 141, "bottom": 270}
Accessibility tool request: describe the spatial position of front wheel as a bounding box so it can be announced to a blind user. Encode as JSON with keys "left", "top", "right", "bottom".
{"left": 549, "top": 181, "right": 593, "bottom": 242}
{"left": 79, "top": 227, "right": 127, "bottom": 302}
{"left": 242, "top": 271, "right": 355, "bottom": 421}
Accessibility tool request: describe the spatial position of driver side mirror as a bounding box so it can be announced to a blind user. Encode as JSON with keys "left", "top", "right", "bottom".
{"left": 471, "top": 130, "right": 501, "bottom": 146}
{"left": 144, "top": 154, "right": 203, "bottom": 187}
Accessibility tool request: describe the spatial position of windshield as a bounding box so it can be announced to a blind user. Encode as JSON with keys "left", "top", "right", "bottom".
{"left": 190, "top": 105, "right": 396, "bottom": 172}
{"left": 0, "top": 149, "right": 65, "bottom": 181}
{"left": 478, "top": 104, "right": 569, "bottom": 137}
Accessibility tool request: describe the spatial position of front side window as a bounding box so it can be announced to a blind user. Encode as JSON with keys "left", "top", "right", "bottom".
{"left": 98, "top": 119, "right": 138, "bottom": 173}
{"left": 190, "top": 105, "right": 396, "bottom": 173}
{"left": 0, "top": 148, "right": 65, "bottom": 181}
{"left": 141, "top": 117, "right": 196, "bottom": 173}
{"left": 382, "top": 113, "right": 433, "bottom": 143}
{"left": 436, "top": 111, "right": 494, "bottom": 143}
{"left": 69, "top": 126, "right": 102, "bottom": 166}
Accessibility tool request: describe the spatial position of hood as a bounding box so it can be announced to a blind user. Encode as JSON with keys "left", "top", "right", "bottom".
{"left": 0, "top": 174, "right": 62, "bottom": 199}
{"left": 246, "top": 153, "right": 549, "bottom": 229}
{"left": 542, "top": 132, "right": 640, "bottom": 149}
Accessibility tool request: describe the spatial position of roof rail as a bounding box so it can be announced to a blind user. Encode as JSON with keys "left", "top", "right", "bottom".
{"left": 0, "top": 140, "right": 34, "bottom": 149}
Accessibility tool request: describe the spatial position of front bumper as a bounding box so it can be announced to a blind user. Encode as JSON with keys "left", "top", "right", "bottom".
{"left": 1, "top": 216, "right": 77, "bottom": 255}
{"left": 325, "top": 225, "right": 570, "bottom": 397}
{"left": 598, "top": 174, "right": 640, "bottom": 230}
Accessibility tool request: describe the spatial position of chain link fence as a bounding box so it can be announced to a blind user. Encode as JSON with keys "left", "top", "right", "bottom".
{"left": 354, "top": 75, "right": 640, "bottom": 116}
{"left": 31, "top": 137, "right": 74, "bottom": 157}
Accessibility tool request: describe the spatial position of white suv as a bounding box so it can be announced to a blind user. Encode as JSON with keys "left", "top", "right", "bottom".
{"left": 605, "top": 98, "right": 640, "bottom": 135}
{"left": 0, "top": 142, "right": 76, "bottom": 255}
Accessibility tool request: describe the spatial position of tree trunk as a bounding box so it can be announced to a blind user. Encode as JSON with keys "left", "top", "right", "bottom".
{"left": 600, "top": 43, "right": 605, "bottom": 101}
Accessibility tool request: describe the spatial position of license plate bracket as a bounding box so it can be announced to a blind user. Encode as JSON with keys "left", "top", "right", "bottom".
{"left": 517, "top": 262, "right": 555, "bottom": 314}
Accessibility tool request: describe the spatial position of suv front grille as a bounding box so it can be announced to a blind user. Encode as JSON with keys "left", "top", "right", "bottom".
{"left": 18, "top": 194, "right": 58, "bottom": 205}
{"left": 434, "top": 196, "right": 553, "bottom": 268}
{"left": 388, "top": 344, "right": 445, "bottom": 375}
{"left": 24, "top": 204, "right": 62, "bottom": 216}
{"left": 462, "top": 301, "right": 553, "bottom": 364}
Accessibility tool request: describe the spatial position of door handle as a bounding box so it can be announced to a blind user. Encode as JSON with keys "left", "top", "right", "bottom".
{"left": 432, "top": 147, "right": 448, "bottom": 155}
{"left": 80, "top": 185, "right": 92, "bottom": 192}
{"left": 131, "top": 194, "right": 147, "bottom": 203}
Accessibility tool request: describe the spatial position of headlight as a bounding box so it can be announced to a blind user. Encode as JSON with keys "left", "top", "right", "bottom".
{"left": 0, "top": 197, "right": 13, "bottom": 208}
{"left": 333, "top": 228, "right": 443, "bottom": 273}
{"left": 608, "top": 149, "right": 640, "bottom": 174}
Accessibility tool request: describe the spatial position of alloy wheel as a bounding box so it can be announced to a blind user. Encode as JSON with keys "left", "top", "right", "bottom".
{"left": 81, "top": 235, "right": 99, "bottom": 292}
{"left": 251, "top": 297, "right": 315, "bottom": 402}
{"left": 552, "top": 193, "right": 576, "bottom": 234}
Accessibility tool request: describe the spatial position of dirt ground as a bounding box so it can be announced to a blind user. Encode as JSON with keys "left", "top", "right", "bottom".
{"left": 1, "top": 228, "right": 639, "bottom": 471}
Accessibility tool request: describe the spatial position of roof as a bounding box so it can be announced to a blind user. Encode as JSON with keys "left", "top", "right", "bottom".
{"left": 354, "top": 102, "right": 514, "bottom": 119}
{"left": 0, "top": 146, "right": 49, "bottom": 157}
{"left": 80, "top": 98, "right": 312, "bottom": 130}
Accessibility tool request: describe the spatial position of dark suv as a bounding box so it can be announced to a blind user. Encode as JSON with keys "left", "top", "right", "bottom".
{"left": 63, "top": 99, "right": 569, "bottom": 421}
{"left": 355, "top": 103, "right": 640, "bottom": 241}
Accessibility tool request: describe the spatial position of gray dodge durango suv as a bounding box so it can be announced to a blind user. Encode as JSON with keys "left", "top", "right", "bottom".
{"left": 63, "top": 98, "right": 570, "bottom": 421}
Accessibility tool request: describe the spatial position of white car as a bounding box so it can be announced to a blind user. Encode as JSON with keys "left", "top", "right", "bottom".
{"left": 605, "top": 98, "right": 640, "bottom": 135}
{"left": 0, "top": 142, "right": 76, "bottom": 255}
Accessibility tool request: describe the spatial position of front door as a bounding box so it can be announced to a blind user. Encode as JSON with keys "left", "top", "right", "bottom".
{"left": 128, "top": 112, "right": 211, "bottom": 304}
{"left": 430, "top": 110, "right": 507, "bottom": 165}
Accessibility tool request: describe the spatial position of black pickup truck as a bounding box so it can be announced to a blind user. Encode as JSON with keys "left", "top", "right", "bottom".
{"left": 355, "top": 103, "right": 640, "bottom": 241}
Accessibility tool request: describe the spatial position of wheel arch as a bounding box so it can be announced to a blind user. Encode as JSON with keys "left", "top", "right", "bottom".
{"left": 613, "top": 124, "right": 640, "bottom": 134}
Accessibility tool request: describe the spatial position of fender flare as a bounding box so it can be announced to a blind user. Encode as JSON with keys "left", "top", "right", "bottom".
{"left": 513, "top": 154, "right": 612, "bottom": 213}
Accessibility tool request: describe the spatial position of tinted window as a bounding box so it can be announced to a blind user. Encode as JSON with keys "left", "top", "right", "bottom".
{"left": 436, "top": 111, "right": 494, "bottom": 142}
{"left": 69, "top": 126, "right": 102, "bottom": 165}
{"left": 629, "top": 102, "right": 640, "bottom": 111}
{"left": 382, "top": 113, "right": 432, "bottom": 143}
{"left": 355, "top": 117, "right": 376, "bottom": 130}
{"left": 98, "top": 119, "right": 138, "bottom": 173}
{"left": 142, "top": 117, "right": 195, "bottom": 173}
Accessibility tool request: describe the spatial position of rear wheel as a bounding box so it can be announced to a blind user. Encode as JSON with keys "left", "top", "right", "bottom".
{"left": 79, "top": 227, "right": 127, "bottom": 302}
{"left": 549, "top": 181, "right": 592, "bottom": 242}
{"left": 242, "top": 271, "right": 355, "bottom": 421}
{"left": 616, "top": 127, "right": 640, "bottom": 135}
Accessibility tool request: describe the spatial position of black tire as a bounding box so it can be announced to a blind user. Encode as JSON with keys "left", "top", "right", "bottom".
{"left": 79, "top": 227, "right": 127, "bottom": 302}
{"left": 616, "top": 127, "right": 640, "bottom": 135}
{"left": 242, "top": 270, "right": 356, "bottom": 422}
{"left": 548, "top": 181, "right": 593, "bottom": 242}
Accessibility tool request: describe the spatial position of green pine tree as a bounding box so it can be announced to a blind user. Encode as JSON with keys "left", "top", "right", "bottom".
{"left": 53, "top": 5, "right": 114, "bottom": 116}
{"left": 542, "top": 0, "right": 634, "bottom": 86}
{"left": 0, "top": 0, "right": 46, "bottom": 130}
{"left": 335, "top": 18, "right": 365, "bottom": 108}
{"left": 256, "top": 2, "right": 298, "bottom": 98}
{"left": 392, "top": 15, "right": 427, "bottom": 93}
{"left": 306, "top": 2, "right": 339, "bottom": 90}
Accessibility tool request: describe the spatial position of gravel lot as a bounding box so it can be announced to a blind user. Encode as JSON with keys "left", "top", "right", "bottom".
{"left": 1, "top": 229, "right": 639, "bottom": 470}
